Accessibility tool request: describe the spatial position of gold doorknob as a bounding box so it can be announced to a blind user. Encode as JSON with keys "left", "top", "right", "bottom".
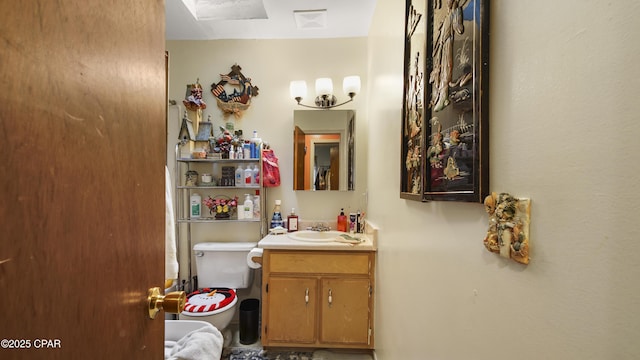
{"left": 147, "top": 287, "right": 186, "bottom": 319}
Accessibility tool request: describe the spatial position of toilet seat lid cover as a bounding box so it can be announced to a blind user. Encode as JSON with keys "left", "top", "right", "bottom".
{"left": 183, "top": 288, "right": 236, "bottom": 313}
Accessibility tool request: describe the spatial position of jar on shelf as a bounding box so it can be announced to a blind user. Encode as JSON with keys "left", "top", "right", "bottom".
{"left": 185, "top": 170, "right": 199, "bottom": 186}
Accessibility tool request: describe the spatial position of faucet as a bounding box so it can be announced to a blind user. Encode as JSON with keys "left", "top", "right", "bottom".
{"left": 310, "top": 222, "right": 331, "bottom": 232}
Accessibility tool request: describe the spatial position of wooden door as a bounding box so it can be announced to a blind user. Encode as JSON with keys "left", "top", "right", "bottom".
{"left": 329, "top": 146, "right": 340, "bottom": 190}
{"left": 320, "top": 278, "right": 371, "bottom": 346}
{"left": 0, "top": 1, "right": 166, "bottom": 359}
{"left": 264, "top": 277, "right": 317, "bottom": 344}
{"left": 293, "top": 126, "right": 306, "bottom": 190}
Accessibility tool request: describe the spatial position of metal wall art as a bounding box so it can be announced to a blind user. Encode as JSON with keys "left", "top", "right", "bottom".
{"left": 401, "top": 0, "right": 427, "bottom": 201}
{"left": 401, "top": 0, "right": 489, "bottom": 202}
{"left": 483, "top": 193, "right": 530, "bottom": 265}
{"left": 210, "top": 64, "right": 259, "bottom": 118}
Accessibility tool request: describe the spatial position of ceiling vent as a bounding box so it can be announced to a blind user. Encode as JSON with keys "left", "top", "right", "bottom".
{"left": 293, "top": 9, "right": 327, "bottom": 30}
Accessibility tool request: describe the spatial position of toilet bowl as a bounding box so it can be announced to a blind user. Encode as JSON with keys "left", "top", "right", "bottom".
{"left": 179, "top": 287, "right": 238, "bottom": 330}
{"left": 179, "top": 241, "right": 257, "bottom": 345}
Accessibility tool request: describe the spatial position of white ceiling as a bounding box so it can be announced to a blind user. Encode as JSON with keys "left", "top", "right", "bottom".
{"left": 166, "top": 0, "right": 377, "bottom": 40}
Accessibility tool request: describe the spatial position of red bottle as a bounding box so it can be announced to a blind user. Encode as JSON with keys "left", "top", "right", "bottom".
{"left": 337, "top": 208, "right": 348, "bottom": 232}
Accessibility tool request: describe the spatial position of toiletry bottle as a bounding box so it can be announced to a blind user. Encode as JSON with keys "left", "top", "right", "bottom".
{"left": 337, "top": 208, "right": 347, "bottom": 232}
{"left": 236, "top": 145, "right": 243, "bottom": 159}
{"left": 250, "top": 130, "right": 262, "bottom": 159}
{"left": 252, "top": 164, "right": 260, "bottom": 186}
{"left": 190, "top": 193, "right": 201, "bottom": 218}
{"left": 243, "top": 194, "right": 254, "bottom": 220}
{"left": 228, "top": 146, "right": 235, "bottom": 160}
{"left": 244, "top": 165, "right": 253, "bottom": 186}
{"left": 270, "top": 200, "right": 283, "bottom": 229}
{"left": 253, "top": 191, "right": 260, "bottom": 219}
{"left": 349, "top": 212, "right": 357, "bottom": 234}
{"left": 243, "top": 141, "right": 251, "bottom": 159}
{"left": 235, "top": 165, "right": 244, "bottom": 187}
{"left": 287, "top": 208, "right": 299, "bottom": 232}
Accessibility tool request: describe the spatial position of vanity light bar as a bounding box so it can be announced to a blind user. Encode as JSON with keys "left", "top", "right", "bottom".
{"left": 290, "top": 76, "right": 360, "bottom": 109}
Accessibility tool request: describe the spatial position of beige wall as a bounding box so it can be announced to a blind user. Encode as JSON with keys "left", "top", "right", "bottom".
{"left": 367, "top": 0, "right": 640, "bottom": 359}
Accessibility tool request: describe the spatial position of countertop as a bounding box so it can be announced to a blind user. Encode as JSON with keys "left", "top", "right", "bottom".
{"left": 258, "top": 229, "right": 377, "bottom": 251}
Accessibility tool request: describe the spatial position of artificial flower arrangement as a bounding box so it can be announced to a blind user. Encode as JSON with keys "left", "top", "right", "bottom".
{"left": 210, "top": 127, "right": 243, "bottom": 159}
{"left": 203, "top": 195, "right": 238, "bottom": 219}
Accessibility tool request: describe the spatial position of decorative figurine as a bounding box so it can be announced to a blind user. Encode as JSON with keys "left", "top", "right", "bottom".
{"left": 483, "top": 192, "right": 531, "bottom": 265}
{"left": 183, "top": 78, "right": 206, "bottom": 111}
{"left": 185, "top": 170, "right": 199, "bottom": 186}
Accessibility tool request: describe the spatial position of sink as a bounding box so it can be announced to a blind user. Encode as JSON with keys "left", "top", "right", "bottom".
{"left": 288, "top": 230, "right": 356, "bottom": 243}
{"left": 288, "top": 230, "right": 344, "bottom": 242}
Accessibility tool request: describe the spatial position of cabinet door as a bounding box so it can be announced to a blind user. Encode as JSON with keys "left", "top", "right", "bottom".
{"left": 266, "top": 277, "right": 318, "bottom": 344}
{"left": 320, "top": 278, "right": 371, "bottom": 345}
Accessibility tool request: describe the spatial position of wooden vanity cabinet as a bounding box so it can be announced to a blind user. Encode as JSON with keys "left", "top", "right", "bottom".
{"left": 261, "top": 250, "right": 375, "bottom": 349}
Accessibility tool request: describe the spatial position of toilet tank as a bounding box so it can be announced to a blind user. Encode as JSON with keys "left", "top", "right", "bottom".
{"left": 193, "top": 242, "right": 257, "bottom": 289}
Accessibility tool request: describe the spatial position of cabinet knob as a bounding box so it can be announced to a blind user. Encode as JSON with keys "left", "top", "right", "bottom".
{"left": 328, "top": 288, "right": 333, "bottom": 307}
{"left": 305, "top": 288, "right": 309, "bottom": 304}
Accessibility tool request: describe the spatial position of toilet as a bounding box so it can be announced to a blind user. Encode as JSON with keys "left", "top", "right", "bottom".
{"left": 179, "top": 241, "right": 257, "bottom": 344}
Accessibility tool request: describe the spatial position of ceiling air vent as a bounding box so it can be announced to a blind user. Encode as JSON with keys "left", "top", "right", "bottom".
{"left": 294, "top": 9, "right": 327, "bottom": 30}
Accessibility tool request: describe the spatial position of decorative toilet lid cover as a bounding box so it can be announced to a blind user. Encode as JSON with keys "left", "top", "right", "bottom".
{"left": 183, "top": 288, "right": 236, "bottom": 313}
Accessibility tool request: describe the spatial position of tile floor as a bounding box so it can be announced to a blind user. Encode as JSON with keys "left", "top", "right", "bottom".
{"left": 224, "top": 325, "right": 373, "bottom": 360}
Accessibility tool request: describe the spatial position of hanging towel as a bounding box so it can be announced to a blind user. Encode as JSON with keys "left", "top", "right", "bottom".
{"left": 165, "top": 166, "right": 179, "bottom": 281}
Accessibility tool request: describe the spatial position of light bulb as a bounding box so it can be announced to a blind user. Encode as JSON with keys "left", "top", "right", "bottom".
{"left": 290, "top": 81, "right": 307, "bottom": 100}
{"left": 315, "top": 78, "right": 333, "bottom": 96}
{"left": 343, "top": 76, "right": 361, "bottom": 96}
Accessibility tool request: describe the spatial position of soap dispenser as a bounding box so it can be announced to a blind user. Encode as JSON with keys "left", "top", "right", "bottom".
{"left": 337, "top": 208, "right": 347, "bottom": 232}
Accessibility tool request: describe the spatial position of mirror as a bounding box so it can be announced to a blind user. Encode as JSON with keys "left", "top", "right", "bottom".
{"left": 293, "top": 110, "right": 355, "bottom": 191}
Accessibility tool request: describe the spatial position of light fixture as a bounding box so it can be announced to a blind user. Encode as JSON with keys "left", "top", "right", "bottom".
{"left": 290, "top": 76, "right": 360, "bottom": 109}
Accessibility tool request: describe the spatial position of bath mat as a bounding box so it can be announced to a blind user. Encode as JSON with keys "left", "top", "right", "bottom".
{"left": 222, "top": 348, "right": 314, "bottom": 360}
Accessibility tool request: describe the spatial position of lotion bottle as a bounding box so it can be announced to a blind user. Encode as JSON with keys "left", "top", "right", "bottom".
{"left": 190, "top": 193, "right": 201, "bottom": 219}
{"left": 337, "top": 208, "right": 347, "bottom": 232}
{"left": 243, "top": 194, "right": 253, "bottom": 220}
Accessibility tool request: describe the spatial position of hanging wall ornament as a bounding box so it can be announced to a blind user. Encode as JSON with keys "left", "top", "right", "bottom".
{"left": 210, "top": 64, "right": 259, "bottom": 118}
{"left": 183, "top": 78, "right": 207, "bottom": 111}
{"left": 482, "top": 192, "right": 531, "bottom": 265}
